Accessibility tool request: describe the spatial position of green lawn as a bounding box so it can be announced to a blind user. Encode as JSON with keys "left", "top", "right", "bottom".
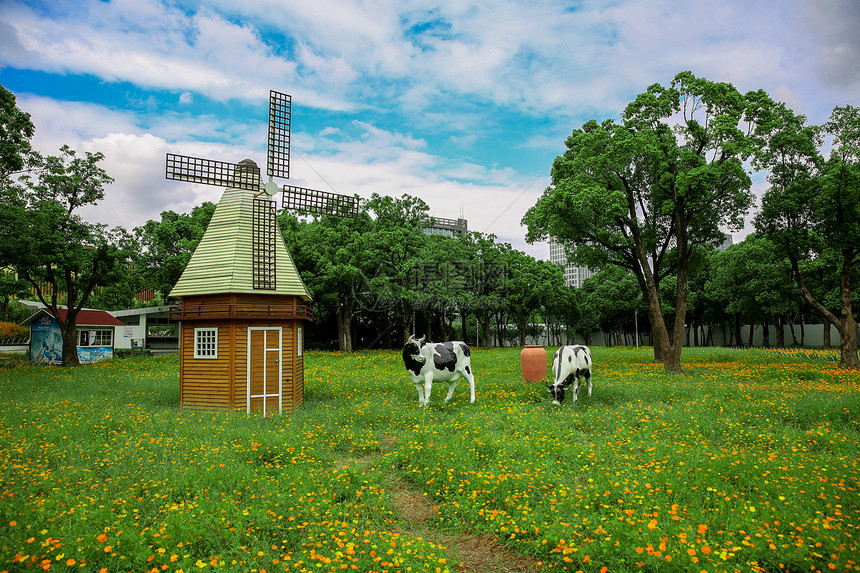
{"left": 1, "top": 347, "right": 858, "bottom": 572}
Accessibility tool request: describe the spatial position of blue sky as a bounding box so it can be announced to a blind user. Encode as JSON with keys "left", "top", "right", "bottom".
{"left": 1, "top": 0, "right": 859, "bottom": 259}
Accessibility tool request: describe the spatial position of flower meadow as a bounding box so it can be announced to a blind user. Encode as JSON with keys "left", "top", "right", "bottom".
{"left": 0, "top": 347, "right": 858, "bottom": 573}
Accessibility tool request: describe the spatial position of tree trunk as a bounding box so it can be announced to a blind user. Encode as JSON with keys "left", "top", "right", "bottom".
{"left": 734, "top": 315, "right": 743, "bottom": 347}
{"left": 776, "top": 316, "right": 785, "bottom": 348}
{"left": 747, "top": 323, "right": 755, "bottom": 348}
{"left": 840, "top": 314, "right": 859, "bottom": 368}
{"left": 336, "top": 304, "right": 353, "bottom": 352}
{"left": 662, "top": 206, "right": 691, "bottom": 373}
{"left": 478, "top": 310, "right": 492, "bottom": 347}
{"left": 426, "top": 311, "right": 433, "bottom": 342}
{"left": 649, "top": 296, "right": 672, "bottom": 365}
{"left": 400, "top": 300, "right": 414, "bottom": 345}
{"left": 761, "top": 319, "right": 770, "bottom": 348}
{"left": 788, "top": 253, "right": 858, "bottom": 367}
{"left": 386, "top": 312, "right": 393, "bottom": 349}
{"left": 60, "top": 321, "right": 80, "bottom": 367}
{"left": 838, "top": 254, "right": 859, "bottom": 367}
{"left": 630, "top": 237, "right": 668, "bottom": 363}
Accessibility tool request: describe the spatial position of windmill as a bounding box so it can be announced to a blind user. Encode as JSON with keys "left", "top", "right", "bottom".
{"left": 164, "top": 90, "right": 359, "bottom": 416}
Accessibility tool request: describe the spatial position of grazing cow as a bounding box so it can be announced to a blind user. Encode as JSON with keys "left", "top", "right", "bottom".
{"left": 547, "top": 345, "right": 592, "bottom": 405}
{"left": 402, "top": 334, "right": 476, "bottom": 407}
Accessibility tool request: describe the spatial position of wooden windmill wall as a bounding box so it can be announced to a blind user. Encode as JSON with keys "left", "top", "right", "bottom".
{"left": 166, "top": 90, "right": 359, "bottom": 416}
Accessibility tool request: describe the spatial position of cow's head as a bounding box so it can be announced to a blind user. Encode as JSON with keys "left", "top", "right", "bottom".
{"left": 403, "top": 334, "right": 427, "bottom": 363}
{"left": 546, "top": 380, "right": 572, "bottom": 405}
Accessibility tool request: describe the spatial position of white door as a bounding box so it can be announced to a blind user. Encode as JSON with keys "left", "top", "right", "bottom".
{"left": 247, "top": 327, "right": 282, "bottom": 416}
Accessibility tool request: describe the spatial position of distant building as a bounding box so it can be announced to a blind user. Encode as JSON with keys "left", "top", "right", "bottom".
{"left": 717, "top": 233, "right": 733, "bottom": 251}
{"left": 420, "top": 216, "right": 468, "bottom": 237}
{"left": 110, "top": 305, "right": 178, "bottom": 354}
{"left": 23, "top": 307, "right": 124, "bottom": 365}
{"left": 549, "top": 239, "right": 596, "bottom": 288}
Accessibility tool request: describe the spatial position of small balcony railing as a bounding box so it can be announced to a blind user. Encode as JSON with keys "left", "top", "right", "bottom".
{"left": 170, "top": 302, "right": 312, "bottom": 321}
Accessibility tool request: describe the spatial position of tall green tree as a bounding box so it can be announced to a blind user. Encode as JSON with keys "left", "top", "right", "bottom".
{"left": 524, "top": 71, "right": 755, "bottom": 371}
{"left": 579, "top": 266, "right": 641, "bottom": 346}
{"left": 505, "top": 251, "right": 565, "bottom": 346}
{"left": 133, "top": 203, "right": 217, "bottom": 301}
{"left": 364, "top": 193, "right": 430, "bottom": 345}
{"left": 415, "top": 233, "right": 469, "bottom": 341}
{"left": 301, "top": 212, "right": 373, "bottom": 352}
{"left": 0, "top": 85, "right": 36, "bottom": 185}
{"left": 1, "top": 145, "right": 128, "bottom": 366}
{"left": 0, "top": 271, "right": 30, "bottom": 321}
{"left": 753, "top": 102, "right": 860, "bottom": 368}
{"left": 469, "top": 232, "right": 510, "bottom": 347}
{"left": 543, "top": 284, "right": 579, "bottom": 346}
{"left": 0, "top": 85, "right": 36, "bottom": 273}
{"left": 705, "top": 235, "right": 796, "bottom": 348}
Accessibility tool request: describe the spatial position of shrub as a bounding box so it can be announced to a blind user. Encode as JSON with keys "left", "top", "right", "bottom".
{"left": 0, "top": 321, "right": 28, "bottom": 342}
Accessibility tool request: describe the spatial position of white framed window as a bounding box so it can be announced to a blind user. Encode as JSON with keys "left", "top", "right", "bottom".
{"left": 78, "top": 329, "right": 113, "bottom": 347}
{"left": 297, "top": 326, "right": 303, "bottom": 357}
{"left": 194, "top": 328, "right": 218, "bottom": 359}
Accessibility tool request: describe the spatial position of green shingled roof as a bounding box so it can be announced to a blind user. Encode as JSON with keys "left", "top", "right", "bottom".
{"left": 169, "top": 185, "right": 311, "bottom": 301}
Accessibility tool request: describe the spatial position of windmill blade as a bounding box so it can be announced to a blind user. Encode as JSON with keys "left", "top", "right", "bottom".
{"left": 166, "top": 154, "right": 260, "bottom": 191}
{"left": 267, "top": 90, "right": 291, "bottom": 179}
{"left": 282, "top": 185, "right": 362, "bottom": 218}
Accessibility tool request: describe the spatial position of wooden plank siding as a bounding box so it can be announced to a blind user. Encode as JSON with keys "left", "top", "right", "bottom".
{"left": 179, "top": 321, "right": 234, "bottom": 409}
{"left": 178, "top": 313, "right": 305, "bottom": 414}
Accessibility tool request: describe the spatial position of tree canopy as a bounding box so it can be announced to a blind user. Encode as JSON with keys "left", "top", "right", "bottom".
{"left": 524, "top": 71, "right": 756, "bottom": 371}
{"left": 1, "top": 145, "right": 128, "bottom": 366}
{"left": 753, "top": 102, "right": 860, "bottom": 367}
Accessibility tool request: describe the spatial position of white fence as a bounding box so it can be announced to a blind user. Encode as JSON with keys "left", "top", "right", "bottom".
{"left": 522, "top": 323, "right": 858, "bottom": 348}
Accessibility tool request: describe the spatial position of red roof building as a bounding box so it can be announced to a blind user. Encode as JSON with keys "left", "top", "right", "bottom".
{"left": 24, "top": 307, "right": 125, "bottom": 365}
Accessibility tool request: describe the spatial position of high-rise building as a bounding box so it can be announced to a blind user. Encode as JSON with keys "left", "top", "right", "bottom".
{"left": 420, "top": 216, "right": 468, "bottom": 237}
{"left": 549, "top": 239, "right": 596, "bottom": 288}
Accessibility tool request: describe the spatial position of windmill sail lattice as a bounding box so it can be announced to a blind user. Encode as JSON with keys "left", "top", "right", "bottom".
{"left": 165, "top": 90, "right": 361, "bottom": 219}
{"left": 165, "top": 154, "right": 261, "bottom": 191}
{"left": 252, "top": 197, "right": 278, "bottom": 290}
{"left": 267, "top": 91, "right": 291, "bottom": 180}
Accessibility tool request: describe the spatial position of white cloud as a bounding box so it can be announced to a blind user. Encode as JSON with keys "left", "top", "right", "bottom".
{"left": 5, "top": 0, "right": 859, "bottom": 260}
{"left": 14, "top": 91, "right": 545, "bottom": 255}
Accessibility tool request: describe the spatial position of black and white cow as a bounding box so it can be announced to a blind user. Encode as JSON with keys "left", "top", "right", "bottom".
{"left": 402, "top": 334, "right": 476, "bottom": 407}
{"left": 547, "top": 345, "right": 592, "bottom": 405}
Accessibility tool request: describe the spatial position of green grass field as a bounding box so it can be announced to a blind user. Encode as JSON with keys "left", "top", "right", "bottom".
{"left": 1, "top": 347, "right": 858, "bottom": 573}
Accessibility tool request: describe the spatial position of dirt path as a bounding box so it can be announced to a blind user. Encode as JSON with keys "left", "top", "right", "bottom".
{"left": 388, "top": 475, "right": 538, "bottom": 572}
{"left": 341, "top": 435, "right": 538, "bottom": 573}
